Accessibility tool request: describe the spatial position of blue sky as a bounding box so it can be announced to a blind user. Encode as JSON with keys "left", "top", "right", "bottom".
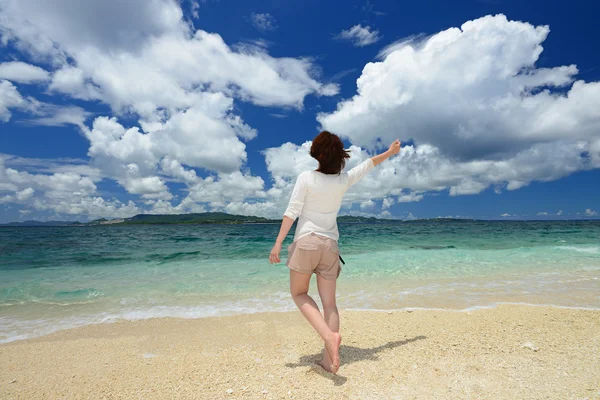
{"left": 0, "top": 0, "right": 599, "bottom": 222}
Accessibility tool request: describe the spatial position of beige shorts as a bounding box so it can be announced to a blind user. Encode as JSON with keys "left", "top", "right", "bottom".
{"left": 286, "top": 232, "right": 341, "bottom": 280}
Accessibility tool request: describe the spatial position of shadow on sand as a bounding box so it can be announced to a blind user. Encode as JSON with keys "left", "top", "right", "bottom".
{"left": 285, "top": 335, "right": 427, "bottom": 385}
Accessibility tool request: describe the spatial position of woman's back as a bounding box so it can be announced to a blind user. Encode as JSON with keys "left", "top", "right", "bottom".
{"left": 284, "top": 158, "right": 375, "bottom": 242}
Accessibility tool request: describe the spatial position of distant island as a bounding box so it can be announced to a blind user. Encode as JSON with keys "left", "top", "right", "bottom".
{"left": 1, "top": 212, "right": 432, "bottom": 227}
{"left": 3, "top": 213, "right": 594, "bottom": 226}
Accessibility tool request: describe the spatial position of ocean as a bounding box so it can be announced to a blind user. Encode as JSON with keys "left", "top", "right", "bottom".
{"left": 1, "top": 220, "right": 599, "bottom": 343}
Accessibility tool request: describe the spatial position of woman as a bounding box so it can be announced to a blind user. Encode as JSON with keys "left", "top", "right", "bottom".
{"left": 269, "top": 131, "right": 401, "bottom": 374}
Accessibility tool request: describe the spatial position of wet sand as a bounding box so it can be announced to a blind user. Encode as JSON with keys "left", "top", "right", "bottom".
{"left": 1, "top": 304, "right": 599, "bottom": 399}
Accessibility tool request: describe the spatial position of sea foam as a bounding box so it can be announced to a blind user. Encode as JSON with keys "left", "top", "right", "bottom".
{"left": 557, "top": 246, "right": 600, "bottom": 254}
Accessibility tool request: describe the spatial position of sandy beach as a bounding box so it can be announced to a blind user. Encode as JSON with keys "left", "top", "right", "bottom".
{"left": 1, "top": 304, "right": 599, "bottom": 399}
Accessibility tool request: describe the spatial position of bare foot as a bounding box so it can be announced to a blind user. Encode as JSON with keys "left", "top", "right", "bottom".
{"left": 318, "top": 349, "right": 333, "bottom": 373}
{"left": 324, "top": 332, "right": 342, "bottom": 373}
{"left": 317, "top": 359, "right": 335, "bottom": 373}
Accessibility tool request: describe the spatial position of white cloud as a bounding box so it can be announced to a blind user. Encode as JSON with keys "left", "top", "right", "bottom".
{"left": 15, "top": 187, "right": 34, "bottom": 201}
{"left": 382, "top": 197, "right": 395, "bottom": 209}
{"left": 500, "top": 213, "right": 512, "bottom": 217}
{"left": 0, "top": 154, "right": 136, "bottom": 218}
{"left": 190, "top": 0, "right": 200, "bottom": 19}
{"left": 0, "top": 0, "right": 339, "bottom": 219}
{"left": 32, "top": 196, "right": 141, "bottom": 219}
{"left": 186, "top": 171, "right": 266, "bottom": 208}
{"left": 26, "top": 105, "right": 91, "bottom": 128}
{"left": 537, "top": 212, "right": 548, "bottom": 216}
{"left": 0, "top": 0, "right": 186, "bottom": 58}
{"left": 1, "top": 154, "right": 102, "bottom": 178}
{"left": 263, "top": 141, "right": 318, "bottom": 179}
{"left": 319, "top": 15, "right": 600, "bottom": 198}
{"left": 585, "top": 208, "right": 598, "bottom": 217}
{"left": 268, "top": 139, "right": 594, "bottom": 202}
{"left": 1, "top": 1, "right": 335, "bottom": 110}
{"left": 360, "top": 199, "right": 375, "bottom": 210}
{"left": 336, "top": 24, "right": 381, "bottom": 47}
{"left": 0, "top": 61, "right": 49, "bottom": 83}
{"left": 122, "top": 176, "right": 170, "bottom": 197}
{"left": 48, "top": 66, "right": 103, "bottom": 100}
{"left": 398, "top": 192, "right": 424, "bottom": 202}
{"left": 147, "top": 198, "right": 206, "bottom": 215}
{"left": 0, "top": 79, "right": 90, "bottom": 126}
{"left": 0, "top": 154, "right": 141, "bottom": 219}
{"left": 160, "top": 157, "right": 199, "bottom": 185}
{"left": 2, "top": 8, "right": 597, "bottom": 222}
{"left": 250, "top": 13, "right": 277, "bottom": 32}
{"left": 0, "top": 80, "right": 25, "bottom": 121}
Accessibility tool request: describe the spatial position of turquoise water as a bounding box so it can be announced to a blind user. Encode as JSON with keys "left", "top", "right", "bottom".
{"left": 1, "top": 221, "right": 599, "bottom": 343}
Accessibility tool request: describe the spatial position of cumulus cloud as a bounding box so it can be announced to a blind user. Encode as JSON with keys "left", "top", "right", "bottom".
{"left": 585, "top": 208, "right": 598, "bottom": 217}
{"left": 336, "top": 24, "right": 381, "bottom": 47}
{"left": 1, "top": 0, "right": 335, "bottom": 110}
{"left": 360, "top": 199, "right": 375, "bottom": 210}
{"left": 48, "top": 66, "right": 103, "bottom": 101}
{"left": 0, "top": 80, "right": 25, "bottom": 121}
{"left": 0, "top": 0, "right": 186, "bottom": 58}
{"left": 250, "top": 13, "right": 277, "bottom": 32}
{"left": 0, "top": 61, "right": 49, "bottom": 83}
{"left": 319, "top": 14, "right": 600, "bottom": 198}
{"left": 2, "top": 9, "right": 599, "bottom": 222}
{"left": 265, "top": 137, "right": 599, "bottom": 213}
{"left": 0, "top": 0, "right": 339, "bottom": 220}
{"left": 398, "top": 192, "right": 424, "bottom": 203}
{"left": 0, "top": 154, "right": 140, "bottom": 219}
{"left": 382, "top": 197, "right": 395, "bottom": 209}
{"left": 16, "top": 187, "right": 34, "bottom": 201}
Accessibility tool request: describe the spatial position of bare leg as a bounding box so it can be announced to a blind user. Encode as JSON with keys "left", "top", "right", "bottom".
{"left": 289, "top": 270, "right": 341, "bottom": 373}
{"left": 316, "top": 274, "right": 340, "bottom": 372}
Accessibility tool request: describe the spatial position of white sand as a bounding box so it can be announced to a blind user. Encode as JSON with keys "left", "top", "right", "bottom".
{"left": 1, "top": 305, "right": 599, "bottom": 399}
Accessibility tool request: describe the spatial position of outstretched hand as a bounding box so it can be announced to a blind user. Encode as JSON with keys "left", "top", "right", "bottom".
{"left": 388, "top": 139, "right": 401, "bottom": 155}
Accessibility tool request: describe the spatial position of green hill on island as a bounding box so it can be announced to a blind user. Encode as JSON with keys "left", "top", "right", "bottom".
{"left": 92, "top": 212, "right": 398, "bottom": 225}
{"left": 115, "top": 212, "right": 273, "bottom": 225}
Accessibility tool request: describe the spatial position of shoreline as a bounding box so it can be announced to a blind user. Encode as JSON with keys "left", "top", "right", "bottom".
{"left": 2, "top": 304, "right": 599, "bottom": 399}
{"left": 0, "top": 296, "right": 600, "bottom": 346}
{"left": 3, "top": 299, "right": 600, "bottom": 346}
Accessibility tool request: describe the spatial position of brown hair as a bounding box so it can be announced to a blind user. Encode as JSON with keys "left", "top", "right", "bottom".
{"left": 310, "top": 131, "right": 350, "bottom": 175}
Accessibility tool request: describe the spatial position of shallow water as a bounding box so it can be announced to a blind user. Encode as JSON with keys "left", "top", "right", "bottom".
{"left": 1, "top": 220, "right": 599, "bottom": 343}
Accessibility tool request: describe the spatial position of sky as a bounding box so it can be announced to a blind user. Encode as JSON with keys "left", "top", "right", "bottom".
{"left": 0, "top": 0, "right": 599, "bottom": 223}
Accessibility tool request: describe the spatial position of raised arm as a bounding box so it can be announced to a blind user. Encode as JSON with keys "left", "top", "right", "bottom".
{"left": 347, "top": 139, "right": 401, "bottom": 187}
{"left": 371, "top": 139, "right": 401, "bottom": 166}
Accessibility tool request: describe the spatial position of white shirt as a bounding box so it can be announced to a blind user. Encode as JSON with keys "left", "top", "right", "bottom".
{"left": 283, "top": 158, "right": 375, "bottom": 242}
